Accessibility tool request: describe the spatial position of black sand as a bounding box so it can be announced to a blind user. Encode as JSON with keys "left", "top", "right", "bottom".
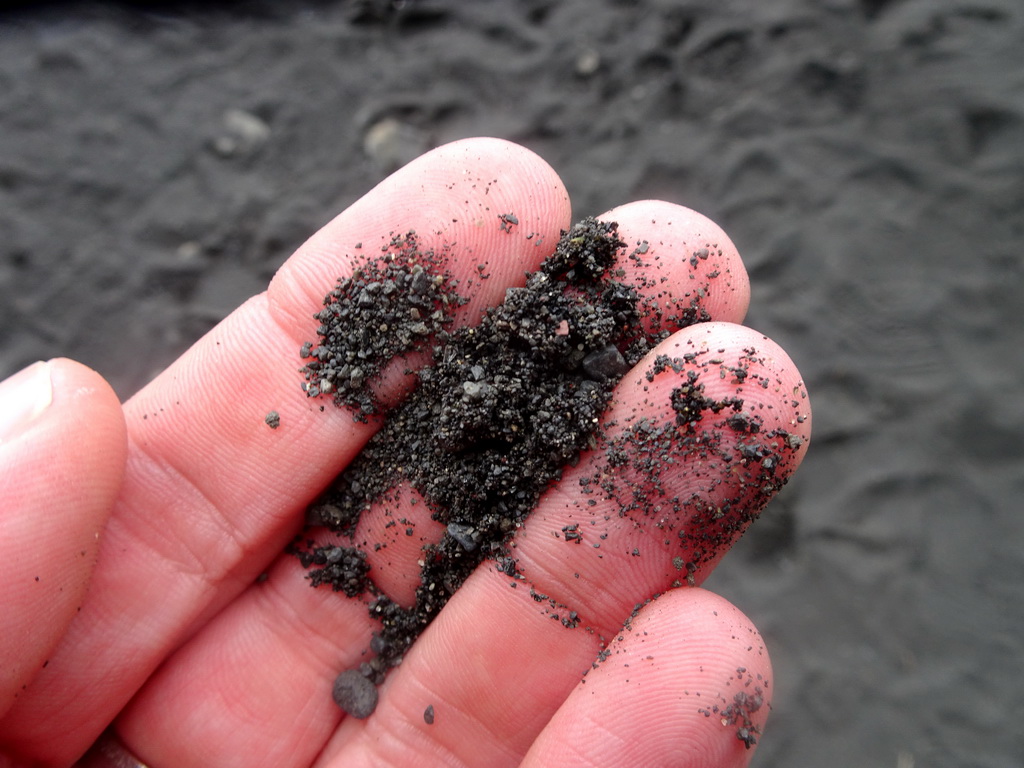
{"left": 293, "top": 218, "right": 801, "bottom": 718}
{"left": 2, "top": 2, "right": 1022, "bottom": 765}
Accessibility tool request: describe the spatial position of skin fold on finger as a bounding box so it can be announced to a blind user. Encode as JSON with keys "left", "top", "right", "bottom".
{"left": 116, "top": 489, "right": 442, "bottom": 768}
{"left": 520, "top": 588, "right": 774, "bottom": 768}
{"left": 0, "top": 360, "right": 127, "bottom": 721}
{"left": 0, "top": 138, "right": 571, "bottom": 766}
{"left": 108, "top": 200, "right": 753, "bottom": 766}
{"left": 117, "top": 555, "right": 374, "bottom": 768}
{"left": 317, "top": 322, "right": 809, "bottom": 766}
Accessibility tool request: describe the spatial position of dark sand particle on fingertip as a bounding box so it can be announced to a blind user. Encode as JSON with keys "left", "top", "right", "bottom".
{"left": 332, "top": 668, "right": 378, "bottom": 719}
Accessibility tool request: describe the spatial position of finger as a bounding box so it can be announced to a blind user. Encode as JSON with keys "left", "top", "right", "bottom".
{"left": 521, "top": 588, "right": 773, "bottom": 768}
{"left": 0, "top": 360, "right": 127, "bottom": 719}
{"left": 608, "top": 199, "right": 750, "bottom": 331}
{"left": 318, "top": 321, "right": 809, "bottom": 766}
{"left": 110, "top": 200, "right": 754, "bottom": 766}
{"left": 0, "top": 138, "right": 571, "bottom": 765}
{"left": 516, "top": 321, "right": 812, "bottom": 599}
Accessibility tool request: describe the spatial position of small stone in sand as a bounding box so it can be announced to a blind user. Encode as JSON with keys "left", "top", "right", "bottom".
{"left": 332, "top": 668, "right": 379, "bottom": 719}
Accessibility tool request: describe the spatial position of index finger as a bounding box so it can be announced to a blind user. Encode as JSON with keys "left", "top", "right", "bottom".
{"left": 0, "top": 138, "right": 572, "bottom": 765}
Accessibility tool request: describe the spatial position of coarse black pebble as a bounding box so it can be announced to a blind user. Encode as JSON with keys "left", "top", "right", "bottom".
{"left": 332, "top": 668, "right": 379, "bottom": 719}
{"left": 582, "top": 345, "right": 630, "bottom": 381}
{"left": 264, "top": 410, "right": 280, "bottom": 429}
{"left": 447, "top": 522, "right": 480, "bottom": 552}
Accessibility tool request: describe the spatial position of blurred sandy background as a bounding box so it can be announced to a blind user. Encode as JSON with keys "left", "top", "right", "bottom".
{"left": 2, "top": 2, "right": 1022, "bottom": 765}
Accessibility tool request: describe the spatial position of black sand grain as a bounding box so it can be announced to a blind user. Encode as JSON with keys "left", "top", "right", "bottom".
{"left": 332, "top": 668, "right": 379, "bottom": 719}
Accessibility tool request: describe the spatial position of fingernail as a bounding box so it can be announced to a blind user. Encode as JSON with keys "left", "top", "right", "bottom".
{"left": 0, "top": 360, "right": 53, "bottom": 444}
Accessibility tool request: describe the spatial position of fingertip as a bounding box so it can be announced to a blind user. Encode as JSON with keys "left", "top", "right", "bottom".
{"left": 268, "top": 136, "right": 572, "bottom": 338}
{"left": 619, "top": 320, "right": 812, "bottom": 465}
{"left": 598, "top": 200, "right": 751, "bottom": 326}
{"left": 523, "top": 588, "right": 774, "bottom": 768}
{"left": 49, "top": 356, "right": 129, "bottom": 451}
{"left": 517, "top": 320, "right": 811, "bottom": 627}
{"left": 44, "top": 358, "right": 130, "bottom": 496}
{"left": 0, "top": 359, "right": 127, "bottom": 714}
{"left": 686, "top": 321, "right": 813, "bottom": 455}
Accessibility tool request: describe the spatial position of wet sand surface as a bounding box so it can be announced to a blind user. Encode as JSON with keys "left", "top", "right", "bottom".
{"left": 2, "top": 2, "right": 1022, "bottom": 765}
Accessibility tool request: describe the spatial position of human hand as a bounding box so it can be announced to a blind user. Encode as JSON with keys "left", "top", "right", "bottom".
{"left": 0, "top": 138, "right": 810, "bottom": 767}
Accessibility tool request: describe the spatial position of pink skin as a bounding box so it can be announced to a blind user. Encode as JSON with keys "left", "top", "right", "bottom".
{"left": 0, "top": 138, "right": 810, "bottom": 767}
{"left": 0, "top": 360, "right": 127, "bottom": 721}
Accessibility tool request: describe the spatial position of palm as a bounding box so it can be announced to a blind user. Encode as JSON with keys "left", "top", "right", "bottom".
{"left": 0, "top": 139, "right": 809, "bottom": 768}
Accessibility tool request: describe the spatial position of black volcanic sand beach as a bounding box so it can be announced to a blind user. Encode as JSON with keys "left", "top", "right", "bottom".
{"left": 2, "top": 2, "right": 1022, "bottom": 766}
